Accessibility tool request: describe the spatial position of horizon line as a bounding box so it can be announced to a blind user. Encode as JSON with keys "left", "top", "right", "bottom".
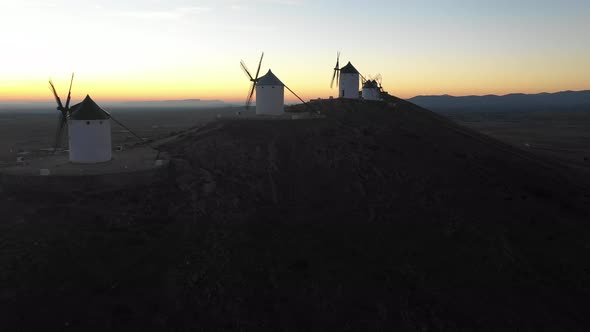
{"left": 1, "top": 88, "right": 589, "bottom": 104}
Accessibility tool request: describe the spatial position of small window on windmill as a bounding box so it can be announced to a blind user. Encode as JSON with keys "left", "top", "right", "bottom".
{"left": 86, "top": 121, "right": 90, "bottom": 125}
{"left": 99, "top": 121, "right": 103, "bottom": 125}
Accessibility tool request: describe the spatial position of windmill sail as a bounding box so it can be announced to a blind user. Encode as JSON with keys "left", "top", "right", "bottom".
{"left": 241, "top": 52, "right": 264, "bottom": 110}
{"left": 48, "top": 74, "right": 74, "bottom": 152}
{"left": 330, "top": 51, "right": 340, "bottom": 89}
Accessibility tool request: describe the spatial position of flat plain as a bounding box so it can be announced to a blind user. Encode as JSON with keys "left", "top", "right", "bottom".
{"left": 442, "top": 110, "right": 590, "bottom": 173}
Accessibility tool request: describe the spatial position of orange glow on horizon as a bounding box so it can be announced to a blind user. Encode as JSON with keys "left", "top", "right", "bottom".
{"left": 2, "top": 81, "right": 589, "bottom": 104}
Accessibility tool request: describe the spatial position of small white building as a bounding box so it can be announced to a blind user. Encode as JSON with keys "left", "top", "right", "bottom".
{"left": 339, "top": 62, "right": 360, "bottom": 99}
{"left": 362, "top": 80, "right": 381, "bottom": 101}
{"left": 68, "top": 95, "right": 112, "bottom": 163}
{"left": 256, "top": 69, "right": 285, "bottom": 115}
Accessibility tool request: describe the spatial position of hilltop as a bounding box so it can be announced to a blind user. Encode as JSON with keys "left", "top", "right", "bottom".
{"left": 1, "top": 95, "right": 590, "bottom": 331}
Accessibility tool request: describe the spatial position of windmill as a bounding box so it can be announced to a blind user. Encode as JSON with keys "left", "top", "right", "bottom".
{"left": 362, "top": 74, "right": 381, "bottom": 101}
{"left": 338, "top": 62, "right": 361, "bottom": 99}
{"left": 330, "top": 51, "right": 341, "bottom": 89}
{"left": 47, "top": 75, "right": 150, "bottom": 163}
{"left": 48, "top": 73, "right": 74, "bottom": 152}
{"left": 329, "top": 52, "right": 362, "bottom": 99}
{"left": 240, "top": 52, "right": 316, "bottom": 115}
{"left": 240, "top": 52, "right": 265, "bottom": 110}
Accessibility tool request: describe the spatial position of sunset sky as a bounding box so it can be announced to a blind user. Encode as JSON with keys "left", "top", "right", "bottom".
{"left": 1, "top": 0, "right": 589, "bottom": 103}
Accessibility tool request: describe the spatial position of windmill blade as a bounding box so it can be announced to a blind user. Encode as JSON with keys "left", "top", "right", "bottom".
{"left": 360, "top": 73, "right": 367, "bottom": 84}
{"left": 48, "top": 79, "right": 64, "bottom": 110}
{"left": 53, "top": 113, "right": 67, "bottom": 152}
{"left": 240, "top": 60, "right": 253, "bottom": 81}
{"left": 330, "top": 69, "right": 337, "bottom": 89}
{"left": 245, "top": 82, "right": 256, "bottom": 110}
{"left": 328, "top": 51, "right": 342, "bottom": 89}
{"left": 254, "top": 52, "right": 264, "bottom": 81}
{"left": 64, "top": 73, "right": 74, "bottom": 110}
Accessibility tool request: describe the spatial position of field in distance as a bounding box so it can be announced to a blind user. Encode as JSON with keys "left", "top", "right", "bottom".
{"left": 442, "top": 110, "right": 590, "bottom": 173}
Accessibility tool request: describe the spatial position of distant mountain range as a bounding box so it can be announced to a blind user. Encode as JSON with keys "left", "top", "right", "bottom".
{"left": 409, "top": 90, "right": 590, "bottom": 112}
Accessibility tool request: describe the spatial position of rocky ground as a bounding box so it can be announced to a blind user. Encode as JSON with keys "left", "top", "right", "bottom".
{"left": 1, "top": 96, "right": 590, "bottom": 331}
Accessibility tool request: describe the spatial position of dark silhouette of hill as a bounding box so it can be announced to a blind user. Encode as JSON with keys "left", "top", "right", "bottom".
{"left": 409, "top": 90, "right": 590, "bottom": 112}
{"left": 1, "top": 95, "right": 590, "bottom": 331}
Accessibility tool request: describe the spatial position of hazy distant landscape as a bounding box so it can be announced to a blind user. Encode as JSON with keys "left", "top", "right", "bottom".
{"left": 0, "top": 99, "right": 238, "bottom": 112}
{"left": 442, "top": 110, "right": 590, "bottom": 172}
{"left": 3, "top": 91, "right": 590, "bottom": 174}
{"left": 408, "top": 90, "right": 590, "bottom": 172}
{"left": 0, "top": 106, "right": 241, "bottom": 164}
{"left": 409, "top": 90, "right": 590, "bottom": 113}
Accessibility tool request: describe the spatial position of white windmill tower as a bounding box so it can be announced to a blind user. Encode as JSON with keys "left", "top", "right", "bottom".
{"left": 255, "top": 70, "right": 285, "bottom": 115}
{"left": 241, "top": 52, "right": 314, "bottom": 115}
{"left": 68, "top": 95, "right": 112, "bottom": 163}
{"left": 48, "top": 75, "right": 112, "bottom": 163}
{"left": 339, "top": 62, "right": 361, "bottom": 99}
{"left": 330, "top": 52, "right": 361, "bottom": 99}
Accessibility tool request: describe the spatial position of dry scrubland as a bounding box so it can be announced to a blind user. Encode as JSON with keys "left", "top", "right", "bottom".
{"left": 0, "top": 97, "right": 590, "bottom": 331}
{"left": 444, "top": 110, "right": 590, "bottom": 174}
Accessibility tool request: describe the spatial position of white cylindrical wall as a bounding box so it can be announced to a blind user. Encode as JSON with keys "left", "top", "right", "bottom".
{"left": 339, "top": 73, "right": 360, "bottom": 99}
{"left": 68, "top": 119, "right": 112, "bottom": 163}
{"left": 256, "top": 85, "right": 284, "bottom": 115}
{"left": 362, "top": 88, "right": 381, "bottom": 101}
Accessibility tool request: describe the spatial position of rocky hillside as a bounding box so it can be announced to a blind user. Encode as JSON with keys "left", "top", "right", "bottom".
{"left": 1, "top": 96, "right": 590, "bottom": 331}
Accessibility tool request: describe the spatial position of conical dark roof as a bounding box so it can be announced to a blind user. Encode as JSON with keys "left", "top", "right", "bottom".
{"left": 340, "top": 61, "right": 359, "bottom": 74}
{"left": 257, "top": 69, "right": 284, "bottom": 86}
{"left": 69, "top": 95, "right": 109, "bottom": 120}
